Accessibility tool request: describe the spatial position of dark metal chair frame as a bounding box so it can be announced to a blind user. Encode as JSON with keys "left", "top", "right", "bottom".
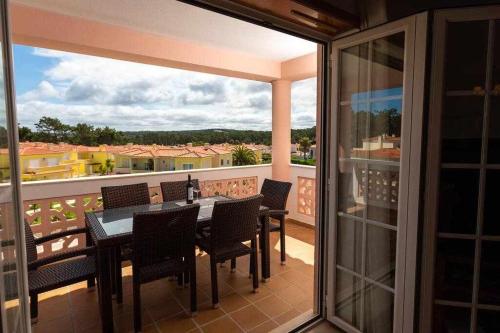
{"left": 196, "top": 194, "right": 263, "bottom": 307}
{"left": 23, "top": 221, "right": 96, "bottom": 322}
{"left": 260, "top": 178, "right": 292, "bottom": 264}
{"left": 160, "top": 179, "right": 201, "bottom": 202}
{"left": 131, "top": 204, "right": 200, "bottom": 332}
{"left": 101, "top": 182, "right": 151, "bottom": 303}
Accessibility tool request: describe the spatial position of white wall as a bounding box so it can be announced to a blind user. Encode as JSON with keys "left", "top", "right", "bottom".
{"left": 288, "top": 164, "right": 316, "bottom": 226}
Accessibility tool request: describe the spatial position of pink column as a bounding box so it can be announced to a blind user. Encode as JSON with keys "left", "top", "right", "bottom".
{"left": 271, "top": 80, "right": 291, "bottom": 181}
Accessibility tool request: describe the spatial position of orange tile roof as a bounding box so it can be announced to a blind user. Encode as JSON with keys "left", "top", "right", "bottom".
{"left": 351, "top": 148, "right": 401, "bottom": 161}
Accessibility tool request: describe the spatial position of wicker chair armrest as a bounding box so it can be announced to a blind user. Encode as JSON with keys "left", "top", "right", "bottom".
{"left": 268, "top": 209, "right": 289, "bottom": 216}
{"left": 35, "top": 227, "right": 88, "bottom": 245}
{"left": 28, "top": 246, "right": 95, "bottom": 270}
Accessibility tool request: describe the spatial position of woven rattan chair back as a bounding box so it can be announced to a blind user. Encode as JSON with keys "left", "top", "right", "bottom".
{"left": 160, "top": 179, "right": 200, "bottom": 202}
{"left": 24, "top": 221, "right": 37, "bottom": 263}
{"left": 210, "top": 195, "right": 263, "bottom": 249}
{"left": 132, "top": 204, "right": 200, "bottom": 268}
{"left": 101, "top": 182, "right": 151, "bottom": 209}
{"left": 260, "top": 178, "right": 292, "bottom": 211}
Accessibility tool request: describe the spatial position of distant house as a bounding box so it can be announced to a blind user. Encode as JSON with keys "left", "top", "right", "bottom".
{"left": 0, "top": 142, "right": 266, "bottom": 181}
{"left": 76, "top": 145, "right": 116, "bottom": 174}
{"left": 114, "top": 143, "right": 236, "bottom": 174}
{"left": 0, "top": 142, "right": 85, "bottom": 181}
{"left": 351, "top": 134, "right": 401, "bottom": 161}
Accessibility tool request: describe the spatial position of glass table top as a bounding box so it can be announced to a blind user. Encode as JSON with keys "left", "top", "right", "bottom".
{"left": 94, "top": 196, "right": 229, "bottom": 236}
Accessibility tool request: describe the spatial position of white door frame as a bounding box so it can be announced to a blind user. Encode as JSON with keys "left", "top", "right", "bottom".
{"left": 326, "top": 13, "right": 427, "bottom": 333}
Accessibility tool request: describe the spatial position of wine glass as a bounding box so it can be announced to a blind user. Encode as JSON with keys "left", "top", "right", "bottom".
{"left": 193, "top": 189, "right": 201, "bottom": 202}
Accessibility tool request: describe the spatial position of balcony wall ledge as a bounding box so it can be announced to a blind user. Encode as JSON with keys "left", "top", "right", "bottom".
{"left": 15, "top": 164, "right": 272, "bottom": 201}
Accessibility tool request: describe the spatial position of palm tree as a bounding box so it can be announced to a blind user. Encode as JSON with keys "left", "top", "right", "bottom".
{"left": 298, "top": 136, "right": 312, "bottom": 160}
{"left": 232, "top": 145, "right": 257, "bottom": 166}
{"left": 105, "top": 159, "right": 114, "bottom": 174}
{"left": 99, "top": 158, "right": 115, "bottom": 175}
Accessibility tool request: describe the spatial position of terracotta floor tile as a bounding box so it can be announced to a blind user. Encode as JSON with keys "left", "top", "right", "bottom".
{"left": 263, "top": 274, "right": 292, "bottom": 292}
{"left": 156, "top": 313, "right": 197, "bottom": 333}
{"left": 37, "top": 294, "right": 71, "bottom": 322}
{"left": 76, "top": 323, "right": 103, "bottom": 333}
{"left": 169, "top": 285, "right": 210, "bottom": 310}
{"left": 224, "top": 271, "right": 255, "bottom": 290}
{"left": 274, "top": 309, "right": 300, "bottom": 325}
{"left": 220, "top": 293, "right": 250, "bottom": 313}
{"left": 254, "top": 295, "right": 292, "bottom": 318}
{"left": 294, "top": 263, "right": 315, "bottom": 276}
{"left": 236, "top": 285, "right": 272, "bottom": 303}
{"left": 187, "top": 328, "right": 202, "bottom": 333}
{"left": 38, "top": 286, "right": 70, "bottom": 301}
{"left": 69, "top": 288, "right": 99, "bottom": 310}
{"left": 294, "top": 298, "right": 314, "bottom": 314}
{"left": 200, "top": 280, "right": 235, "bottom": 299}
{"left": 201, "top": 316, "right": 243, "bottom": 333}
{"left": 32, "top": 315, "right": 73, "bottom": 333}
{"left": 230, "top": 305, "right": 268, "bottom": 331}
{"left": 293, "top": 277, "right": 315, "bottom": 295}
{"left": 114, "top": 310, "right": 153, "bottom": 333}
{"left": 274, "top": 285, "right": 308, "bottom": 307}
{"left": 147, "top": 297, "right": 184, "bottom": 321}
{"left": 143, "top": 324, "right": 160, "bottom": 333}
{"left": 279, "top": 269, "right": 310, "bottom": 286}
{"left": 31, "top": 224, "right": 316, "bottom": 333}
{"left": 71, "top": 303, "right": 102, "bottom": 332}
{"left": 248, "top": 320, "right": 279, "bottom": 333}
{"left": 193, "top": 303, "right": 225, "bottom": 326}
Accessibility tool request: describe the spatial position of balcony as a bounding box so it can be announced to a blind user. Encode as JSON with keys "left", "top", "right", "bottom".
{"left": 1, "top": 2, "right": 322, "bottom": 331}
{"left": 17, "top": 164, "right": 317, "bottom": 333}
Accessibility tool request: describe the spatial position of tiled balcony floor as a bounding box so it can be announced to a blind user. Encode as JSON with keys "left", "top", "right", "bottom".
{"left": 31, "top": 222, "right": 316, "bottom": 333}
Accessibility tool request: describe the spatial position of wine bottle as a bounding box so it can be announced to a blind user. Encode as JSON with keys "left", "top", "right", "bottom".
{"left": 186, "top": 174, "right": 194, "bottom": 204}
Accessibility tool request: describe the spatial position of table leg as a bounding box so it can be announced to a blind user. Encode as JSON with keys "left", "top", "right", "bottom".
{"left": 97, "top": 247, "right": 114, "bottom": 332}
{"left": 260, "top": 213, "right": 270, "bottom": 281}
{"left": 86, "top": 230, "right": 95, "bottom": 289}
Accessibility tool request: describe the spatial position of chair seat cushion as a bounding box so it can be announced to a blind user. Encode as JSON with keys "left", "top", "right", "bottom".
{"left": 28, "top": 256, "right": 95, "bottom": 294}
{"left": 138, "top": 258, "right": 185, "bottom": 283}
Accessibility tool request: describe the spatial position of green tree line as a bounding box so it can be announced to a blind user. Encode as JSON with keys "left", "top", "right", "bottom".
{"left": 18, "top": 117, "right": 317, "bottom": 146}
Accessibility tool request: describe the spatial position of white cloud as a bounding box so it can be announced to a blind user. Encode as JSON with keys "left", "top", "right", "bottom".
{"left": 17, "top": 47, "right": 316, "bottom": 131}
{"left": 18, "top": 80, "right": 60, "bottom": 102}
{"left": 291, "top": 78, "right": 317, "bottom": 128}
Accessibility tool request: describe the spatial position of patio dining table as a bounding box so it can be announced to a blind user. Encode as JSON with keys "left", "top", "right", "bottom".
{"left": 85, "top": 195, "right": 271, "bottom": 333}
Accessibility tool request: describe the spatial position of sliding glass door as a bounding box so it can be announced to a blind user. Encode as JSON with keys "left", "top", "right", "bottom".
{"left": 327, "top": 14, "right": 426, "bottom": 333}
{"left": 0, "top": 1, "right": 30, "bottom": 332}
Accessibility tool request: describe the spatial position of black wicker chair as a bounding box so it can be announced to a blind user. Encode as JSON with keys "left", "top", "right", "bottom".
{"left": 196, "top": 195, "right": 263, "bottom": 307}
{"left": 101, "top": 182, "right": 151, "bottom": 303}
{"left": 160, "top": 179, "right": 201, "bottom": 202}
{"left": 23, "top": 221, "right": 96, "bottom": 322}
{"left": 260, "top": 179, "right": 292, "bottom": 264}
{"left": 131, "top": 204, "right": 200, "bottom": 332}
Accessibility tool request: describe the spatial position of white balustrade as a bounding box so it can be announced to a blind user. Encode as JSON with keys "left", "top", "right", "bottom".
{"left": 1, "top": 164, "right": 321, "bottom": 257}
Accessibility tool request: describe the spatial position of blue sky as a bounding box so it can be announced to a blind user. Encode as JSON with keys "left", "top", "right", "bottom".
{"left": 12, "top": 45, "right": 316, "bottom": 131}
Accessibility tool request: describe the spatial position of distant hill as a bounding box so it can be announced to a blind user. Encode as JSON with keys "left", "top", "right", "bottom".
{"left": 122, "top": 127, "right": 316, "bottom": 146}
{"left": 18, "top": 116, "right": 316, "bottom": 147}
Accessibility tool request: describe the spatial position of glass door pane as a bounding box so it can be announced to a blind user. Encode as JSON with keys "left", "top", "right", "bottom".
{"left": 0, "top": 2, "right": 28, "bottom": 332}
{"left": 424, "top": 11, "right": 500, "bottom": 333}
{"left": 334, "top": 30, "right": 405, "bottom": 333}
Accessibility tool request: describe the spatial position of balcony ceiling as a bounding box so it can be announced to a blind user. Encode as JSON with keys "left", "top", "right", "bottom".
{"left": 11, "top": 0, "right": 317, "bottom": 61}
